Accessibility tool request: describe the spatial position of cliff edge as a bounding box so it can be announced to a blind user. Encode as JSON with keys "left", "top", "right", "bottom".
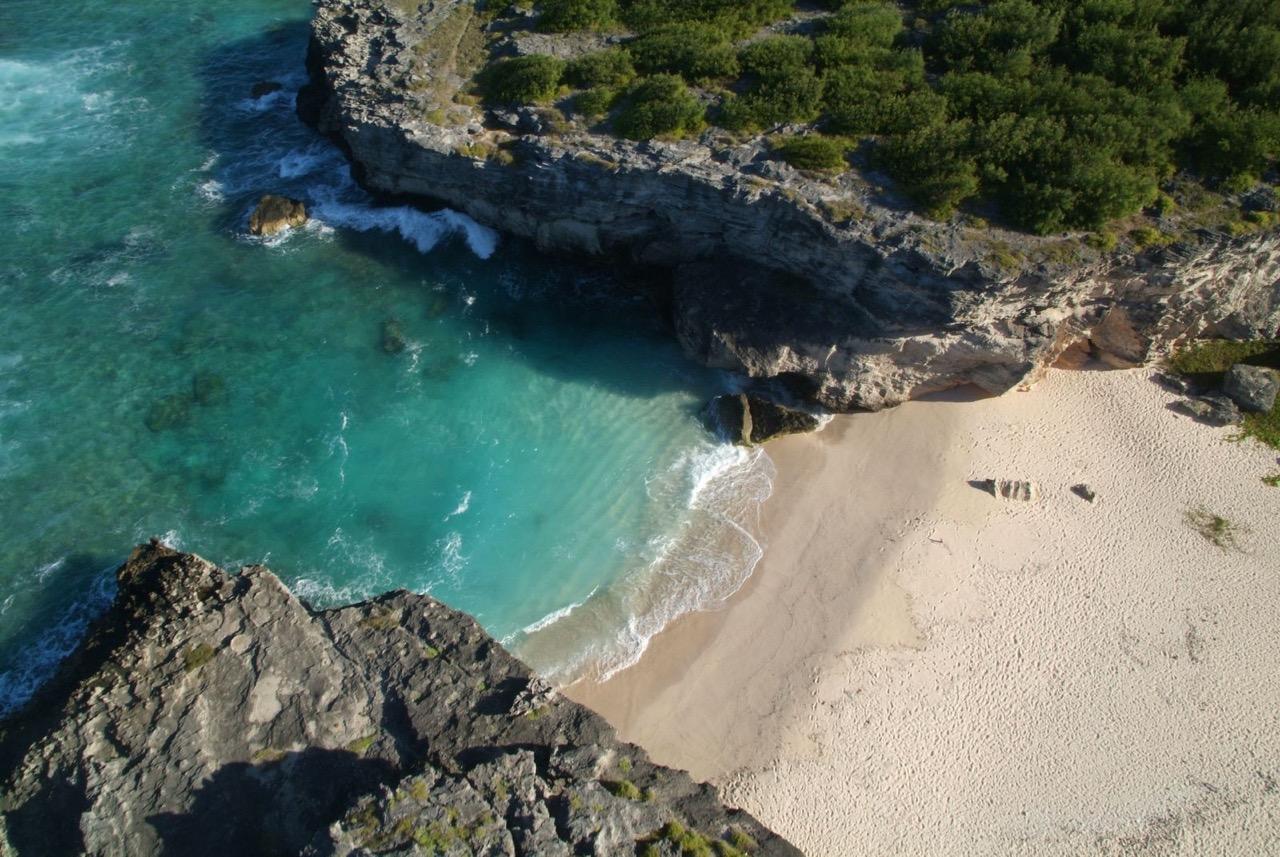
{"left": 0, "top": 542, "right": 796, "bottom": 856}
{"left": 299, "top": 0, "right": 1280, "bottom": 411}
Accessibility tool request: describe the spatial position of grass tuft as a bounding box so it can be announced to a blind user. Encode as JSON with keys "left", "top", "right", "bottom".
{"left": 1185, "top": 508, "right": 1246, "bottom": 550}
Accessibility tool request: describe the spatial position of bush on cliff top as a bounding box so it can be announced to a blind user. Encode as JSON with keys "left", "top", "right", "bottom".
{"left": 480, "top": 55, "right": 566, "bottom": 104}
{"left": 613, "top": 73, "right": 705, "bottom": 139}
{"left": 513, "top": 0, "right": 1280, "bottom": 233}
{"left": 774, "top": 135, "right": 847, "bottom": 171}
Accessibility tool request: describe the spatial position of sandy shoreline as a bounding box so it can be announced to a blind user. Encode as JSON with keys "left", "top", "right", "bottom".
{"left": 568, "top": 368, "right": 1280, "bottom": 854}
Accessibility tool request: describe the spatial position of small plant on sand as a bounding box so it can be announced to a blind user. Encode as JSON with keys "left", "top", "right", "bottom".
{"left": 1185, "top": 508, "right": 1246, "bottom": 550}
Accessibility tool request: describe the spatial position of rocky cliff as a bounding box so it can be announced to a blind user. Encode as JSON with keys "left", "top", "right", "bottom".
{"left": 0, "top": 542, "right": 796, "bottom": 857}
{"left": 299, "top": 0, "right": 1280, "bottom": 412}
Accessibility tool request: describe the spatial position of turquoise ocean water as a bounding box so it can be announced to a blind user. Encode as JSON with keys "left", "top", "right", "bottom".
{"left": 0, "top": 0, "right": 774, "bottom": 713}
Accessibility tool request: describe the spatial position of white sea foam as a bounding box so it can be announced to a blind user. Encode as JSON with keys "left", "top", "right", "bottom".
{"left": 277, "top": 142, "right": 339, "bottom": 179}
{"left": 0, "top": 568, "right": 116, "bottom": 717}
{"left": 157, "top": 529, "right": 184, "bottom": 549}
{"left": 196, "top": 178, "right": 224, "bottom": 203}
{"left": 310, "top": 196, "right": 499, "bottom": 258}
{"left": 512, "top": 440, "right": 776, "bottom": 685}
{"left": 443, "top": 490, "right": 472, "bottom": 521}
{"left": 435, "top": 532, "right": 467, "bottom": 583}
{"left": 291, "top": 576, "right": 363, "bottom": 608}
{"left": 519, "top": 587, "right": 598, "bottom": 636}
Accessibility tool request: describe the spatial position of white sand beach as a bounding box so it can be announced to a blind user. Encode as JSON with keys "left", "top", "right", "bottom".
{"left": 569, "top": 367, "right": 1280, "bottom": 855}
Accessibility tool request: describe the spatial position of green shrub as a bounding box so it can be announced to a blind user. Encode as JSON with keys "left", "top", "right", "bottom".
{"left": 629, "top": 23, "right": 739, "bottom": 83}
{"left": 774, "top": 135, "right": 847, "bottom": 171}
{"left": 564, "top": 48, "right": 635, "bottom": 88}
{"left": 538, "top": 0, "right": 618, "bottom": 32}
{"left": 739, "top": 36, "right": 812, "bottom": 79}
{"left": 622, "top": 0, "right": 795, "bottom": 39}
{"left": 825, "top": 1, "right": 904, "bottom": 49}
{"left": 724, "top": 36, "right": 823, "bottom": 129}
{"left": 574, "top": 86, "right": 617, "bottom": 117}
{"left": 613, "top": 74, "right": 705, "bottom": 139}
{"left": 485, "top": 0, "right": 1280, "bottom": 235}
{"left": 480, "top": 55, "right": 566, "bottom": 104}
{"left": 876, "top": 120, "right": 979, "bottom": 218}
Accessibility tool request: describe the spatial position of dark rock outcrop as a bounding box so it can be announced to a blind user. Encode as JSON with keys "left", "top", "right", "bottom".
{"left": 709, "top": 393, "right": 821, "bottom": 446}
{"left": 251, "top": 80, "right": 285, "bottom": 99}
{"left": 1223, "top": 364, "right": 1280, "bottom": 413}
{"left": 0, "top": 542, "right": 796, "bottom": 857}
{"left": 299, "top": 0, "right": 1280, "bottom": 412}
{"left": 1173, "top": 394, "right": 1244, "bottom": 427}
{"left": 249, "top": 194, "right": 308, "bottom": 237}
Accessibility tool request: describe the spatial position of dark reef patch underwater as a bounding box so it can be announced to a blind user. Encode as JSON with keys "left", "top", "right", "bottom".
{"left": 0, "top": 0, "right": 771, "bottom": 714}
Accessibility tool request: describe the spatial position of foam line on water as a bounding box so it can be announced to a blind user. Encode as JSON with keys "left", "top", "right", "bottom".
{"left": 512, "top": 440, "right": 777, "bottom": 685}
{"left": 309, "top": 197, "right": 499, "bottom": 259}
{"left": 0, "top": 567, "right": 117, "bottom": 717}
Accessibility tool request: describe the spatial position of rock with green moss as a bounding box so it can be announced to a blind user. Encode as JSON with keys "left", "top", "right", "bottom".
{"left": 0, "top": 542, "right": 796, "bottom": 856}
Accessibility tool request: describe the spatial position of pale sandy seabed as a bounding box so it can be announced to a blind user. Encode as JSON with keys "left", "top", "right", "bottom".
{"left": 568, "top": 367, "right": 1280, "bottom": 856}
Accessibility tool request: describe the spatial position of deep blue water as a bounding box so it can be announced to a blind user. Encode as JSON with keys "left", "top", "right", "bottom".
{"left": 0, "top": 0, "right": 772, "bottom": 712}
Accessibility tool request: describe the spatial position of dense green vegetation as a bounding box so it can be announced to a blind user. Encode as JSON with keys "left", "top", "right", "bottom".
{"left": 477, "top": 0, "right": 1280, "bottom": 233}
{"left": 1168, "top": 339, "right": 1280, "bottom": 451}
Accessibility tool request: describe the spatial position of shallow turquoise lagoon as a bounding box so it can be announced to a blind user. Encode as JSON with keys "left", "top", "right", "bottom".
{"left": 0, "top": 0, "right": 772, "bottom": 712}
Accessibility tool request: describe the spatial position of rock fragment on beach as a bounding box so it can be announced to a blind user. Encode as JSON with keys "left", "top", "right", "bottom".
{"left": 1152, "top": 370, "right": 1195, "bottom": 395}
{"left": 972, "top": 479, "right": 1040, "bottom": 501}
{"left": 708, "top": 393, "right": 821, "bottom": 446}
{"left": 996, "top": 480, "right": 1040, "bottom": 501}
{"left": 1173, "top": 394, "right": 1242, "bottom": 427}
{"left": 248, "top": 194, "right": 307, "bottom": 237}
{"left": 1222, "top": 364, "right": 1279, "bottom": 413}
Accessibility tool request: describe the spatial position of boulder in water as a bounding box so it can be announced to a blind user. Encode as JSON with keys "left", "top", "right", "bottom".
{"left": 250, "top": 80, "right": 284, "bottom": 99}
{"left": 1223, "top": 364, "right": 1279, "bottom": 413}
{"left": 248, "top": 194, "right": 307, "bottom": 237}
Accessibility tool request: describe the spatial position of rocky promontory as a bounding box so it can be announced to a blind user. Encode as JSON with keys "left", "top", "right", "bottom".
{"left": 0, "top": 542, "right": 796, "bottom": 856}
{"left": 299, "top": 0, "right": 1280, "bottom": 412}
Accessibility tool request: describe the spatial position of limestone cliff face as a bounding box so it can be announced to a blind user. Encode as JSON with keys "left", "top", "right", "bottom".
{"left": 0, "top": 543, "right": 796, "bottom": 857}
{"left": 301, "top": 0, "right": 1280, "bottom": 411}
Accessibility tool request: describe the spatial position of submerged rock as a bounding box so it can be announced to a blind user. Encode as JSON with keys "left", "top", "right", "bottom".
{"left": 250, "top": 80, "right": 284, "bottom": 99}
{"left": 380, "top": 318, "right": 407, "bottom": 354}
{"left": 708, "top": 393, "right": 821, "bottom": 445}
{"left": 0, "top": 542, "right": 797, "bottom": 857}
{"left": 143, "top": 392, "right": 193, "bottom": 432}
{"left": 248, "top": 194, "right": 307, "bottom": 237}
{"left": 1223, "top": 363, "right": 1279, "bottom": 413}
{"left": 191, "top": 371, "right": 228, "bottom": 406}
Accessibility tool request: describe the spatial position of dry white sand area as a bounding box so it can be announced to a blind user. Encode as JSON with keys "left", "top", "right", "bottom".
{"left": 568, "top": 368, "right": 1280, "bottom": 855}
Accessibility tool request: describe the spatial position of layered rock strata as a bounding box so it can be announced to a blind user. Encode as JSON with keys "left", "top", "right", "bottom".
{"left": 299, "top": 0, "right": 1280, "bottom": 411}
{"left": 0, "top": 542, "right": 795, "bottom": 857}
